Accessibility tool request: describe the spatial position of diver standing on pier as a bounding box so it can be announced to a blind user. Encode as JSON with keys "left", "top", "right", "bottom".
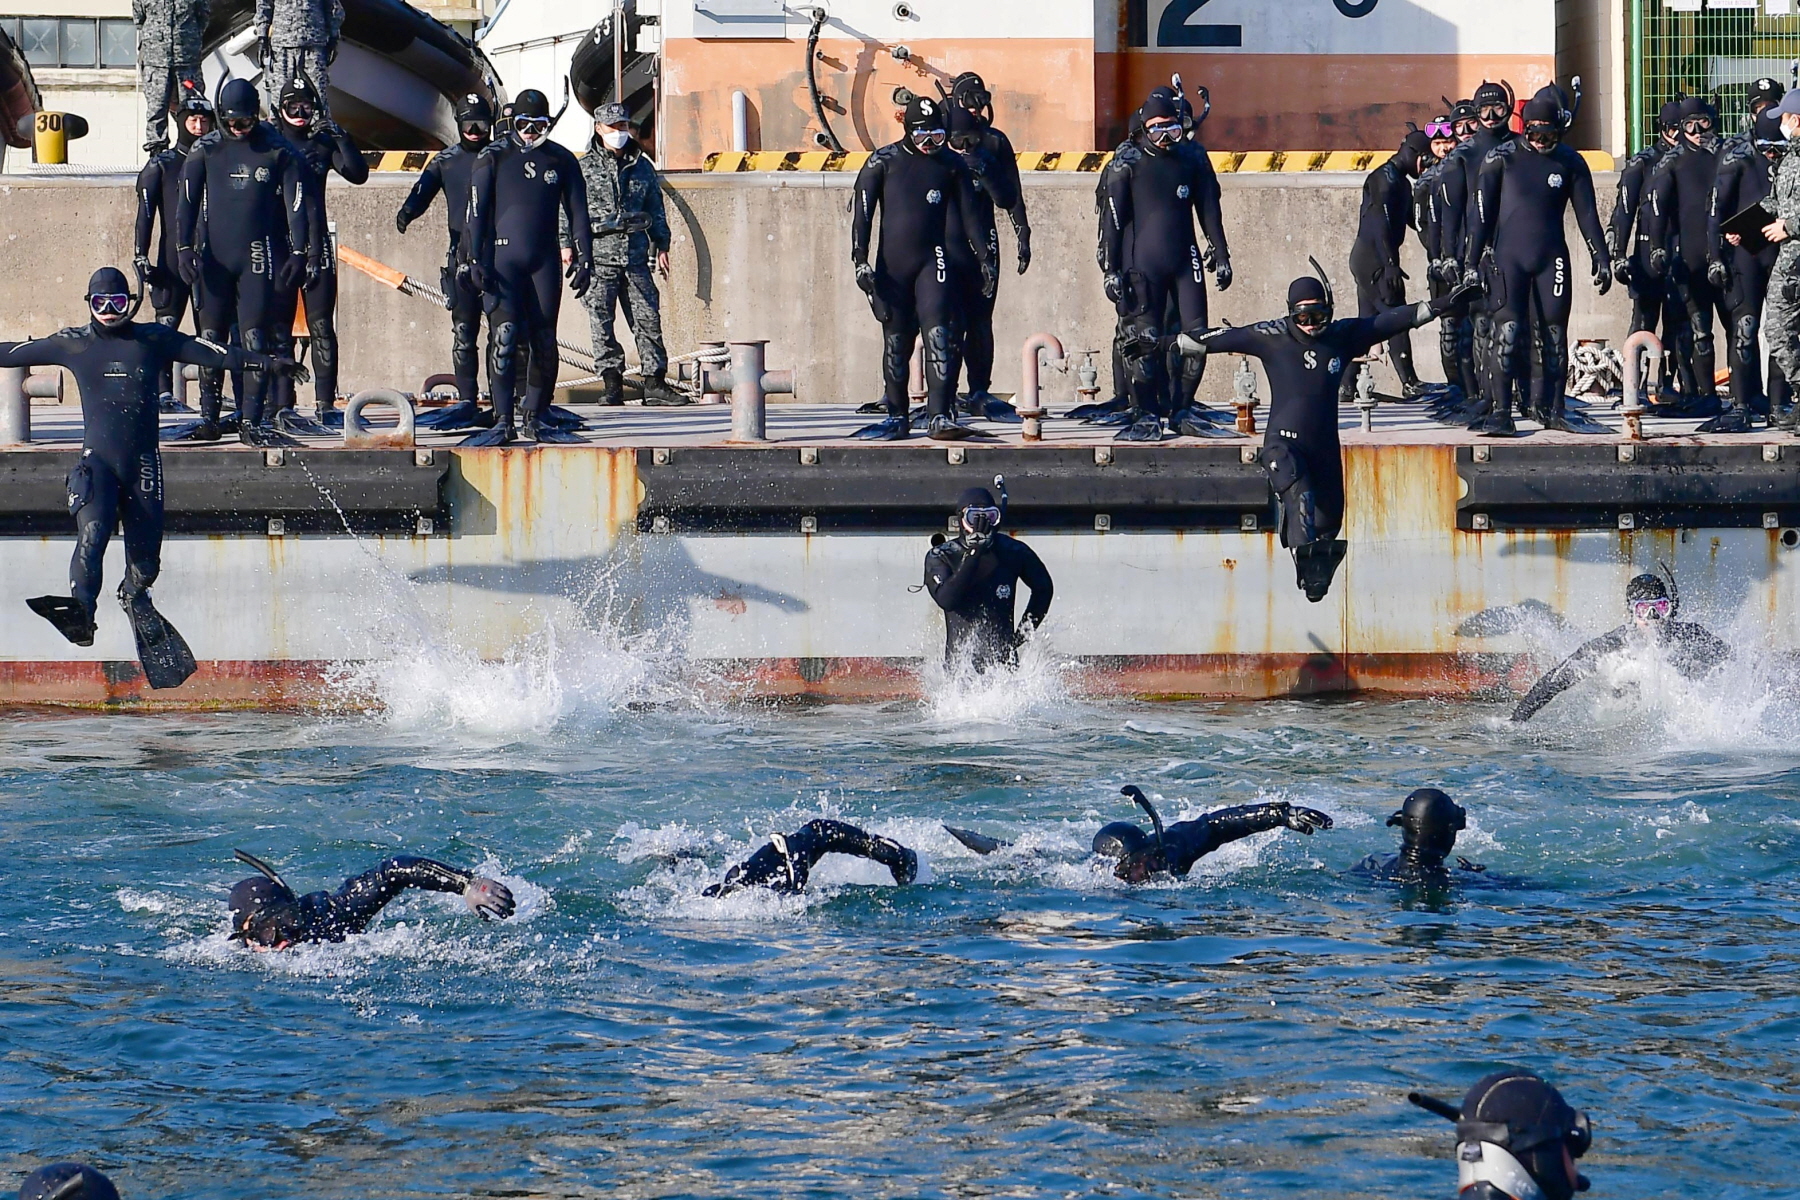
{"left": 850, "top": 95, "right": 997, "bottom": 442}
{"left": 398, "top": 92, "right": 496, "bottom": 429}
{"left": 133, "top": 82, "right": 213, "bottom": 405}
{"left": 1706, "top": 110, "right": 1788, "bottom": 428}
{"left": 5, "top": 267, "right": 303, "bottom": 687}
{"left": 271, "top": 70, "right": 368, "bottom": 429}
{"left": 1610, "top": 100, "right": 1692, "bottom": 403}
{"left": 1641, "top": 96, "right": 1730, "bottom": 424}
{"left": 174, "top": 77, "right": 311, "bottom": 444}
{"left": 1180, "top": 260, "right": 1474, "bottom": 602}
{"left": 1345, "top": 125, "right": 1435, "bottom": 404}
{"left": 923, "top": 483, "right": 1052, "bottom": 672}
{"left": 462, "top": 88, "right": 593, "bottom": 446}
{"left": 1437, "top": 81, "right": 1516, "bottom": 425}
{"left": 947, "top": 72, "right": 1030, "bottom": 422}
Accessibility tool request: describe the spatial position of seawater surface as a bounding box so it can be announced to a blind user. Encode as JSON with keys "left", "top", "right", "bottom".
{"left": 3, "top": 645, "right": 1799, "bottom": 1198}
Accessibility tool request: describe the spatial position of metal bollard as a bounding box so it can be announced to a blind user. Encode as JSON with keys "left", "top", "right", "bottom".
{"left": 1017, "top": 332, "right": 1065, "bottom": 443}
{"left": 1621, "top": 329, "right": 1662, "bottom": 442}
{"left": 1354, "top": 363, "right": 1378, "bottom": 432}
{"left": 342, "top": 388, "right": 417, "bottom": 448}
{"left": 700, "top": 340, "right": 795, "bottom": 443}
{"left": 1232, "top": 356, "right": 1261, "bottom": 435}
{"left": 0, "top": 366, "right": 26, "bottom": 444}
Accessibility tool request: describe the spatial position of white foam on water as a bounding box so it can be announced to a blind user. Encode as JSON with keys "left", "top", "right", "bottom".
{"left": 920, "top": 628, "right": 1080, "bottom": 728}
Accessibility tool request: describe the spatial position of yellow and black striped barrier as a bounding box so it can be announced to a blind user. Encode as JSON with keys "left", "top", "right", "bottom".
{"left": 700, "top": 149, "right": 1615, "bottom": 174}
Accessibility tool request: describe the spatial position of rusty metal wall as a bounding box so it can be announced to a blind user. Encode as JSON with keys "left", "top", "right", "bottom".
{"left": 4, "top": 444, "right": 1796, "bottom": 706}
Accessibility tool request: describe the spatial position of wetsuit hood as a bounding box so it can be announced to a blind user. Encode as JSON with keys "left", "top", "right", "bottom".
{"left": 947, "top": 104, "right": 984, "bottom": 152}
{"left": 900, "top": 95, "right": 947, "bottom": 154}
{"left": 85, "top": 267, "right": 134, "bottom": 335}
{"left": 1625, "top": 571, "right": 1670, "bottom": 607}
{"left": 174, "top": 80, "right": 213, "bottom": 149}
{"left": 1386, "top": 787, "right": 1465, "bottom": 867}
{"left": 1398, "top": 128, "right": 1432, "bottom": 175}
{"left": 1092, "top": 821, "right": 1150, "bottom": 858}
{"left": 228, "top": 875, "right": 302, "bottom": 945}
{"left": 1286, "top": 271, "right": 1333, "bottom": 337}
{"left": 1140, "top": 90, "right": 1183, "bottom": 151}
{"left": 217, "top": 78, "right": 260, "bottom": 124}
{"left": 512, "top": 89, "right": 551, "bottom": 120}
{"left": 1658, "top": 100, "right": 1683, "bottom": 133}
{"left": 19, "top": 1164, "right": 122, "bottom": 1200}
{"left": 1457, "top": 1070, "right": 1591, "bottom": 1200}
{"left": 950, "top": 71, "right": 992, "bottom": 124}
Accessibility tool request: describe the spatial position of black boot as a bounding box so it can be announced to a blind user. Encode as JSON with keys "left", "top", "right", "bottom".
{"left": 599, "top": 368, "right": 624, "bottom": 406}
{"left": 641, "top": 372, "right": 690, "bottom": 406}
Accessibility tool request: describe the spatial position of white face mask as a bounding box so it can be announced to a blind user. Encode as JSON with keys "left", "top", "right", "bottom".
{"left": 601, "top": 127, "right": 631, "bottom": 150}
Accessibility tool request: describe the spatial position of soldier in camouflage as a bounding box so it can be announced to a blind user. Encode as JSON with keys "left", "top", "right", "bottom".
{"left": 1762, "top": 89, "right": 1800, "bottom": 429}
{"left": 561, "top": 102, "right": 677, "bottom": 406}
{"left": 255, "top": 0, "right": 343, "bottom": 121}
{"left": 132, "top": 0, "right": 209, "bottom": 155}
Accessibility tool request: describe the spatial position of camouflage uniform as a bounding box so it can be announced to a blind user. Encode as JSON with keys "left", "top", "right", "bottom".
{"left": 132, "top": 0, "right": 209, "bottom": 152}
{"left": 563, "top": 129, "right": 672, "bottom": 377}
{"left": 1767, "top": 136, "right": 1800, "bottom": 391}
{"left": 256, "top": 0, "right": 343, "bottom": 119}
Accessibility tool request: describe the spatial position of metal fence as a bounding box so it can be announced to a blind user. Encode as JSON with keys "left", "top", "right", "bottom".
{"left": 1629, "top": 0, "right": 1800, "bottom": 151}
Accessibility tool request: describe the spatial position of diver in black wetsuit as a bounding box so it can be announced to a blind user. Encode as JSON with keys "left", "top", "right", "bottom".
{"left": 464, "top": 88, "right": 592, "bottom": 446}
{"left": 1345, "top": 126, "right": 1435, "bottom": 404}
{"left": 946, "top": 785, "right": 1331, "bottom": 885}
{"left": 3, "top": 268, "right": 301, "bottom": 685}
{"left": 1610, "top": 100, "right": 1694, "bottom": 403}
{"left": 703, "top": 819, "right": 919, "bottom": 897}
{"left": 1101, "top": 89, "right": 1231, "bottom": 442}
{"left": 398, "top": 92, "right": 495, "bottom": 430}
{"left": 18, "top": 1163, "right": 121, "bottom": 1200}
{"left": 1414, "top": 113, "right": 1464, "bottom": 398}
{"left": 945, "top": 105, "right": 1021, "bottom": 424}
{"left": 1351, "top": 788, "right": 1484, "bottom": 886}
{"left": 1705, "top": 110, "right": 1789, "bottom": 430}
{"left": 1466, "top": 84, "right": 1612, "bottom": 436}
{"left": 1421, "top": 100, "right": 1482, "bottom": 409}
{"left": 1643, "top": 96, "right": 1730, "bottom": 423}
{"left": 1408, "top": 1070, "right": 1594, "bottom": 1200}
{"left": 947, "top": 72, "right": 1029, "bottom": 422}
{"left": 174, "top": 78, "right": 311, "bottom": 444}
{"left": 133, "top": 82, "right": 213, "bottom": 405}
{"left": 851, "top": 95, "right": 997, "bottom": 442}
{"left": 1510, "top": 572, "right": 1731, "bottom": 722}
{"left": 1438, "top": 81, "right": 1517, "bottom": 423}
{"left": 226, "top": 848, "right": 515, "bottom": 948}
{"left": 1182, "top": 261, "right": 1475, "bottom": 602}
{"left": 922, "top": 484, "right": 1053, "bottom": 672}
{"left": 269, "top": 70, "right": 367, "bottom": 429}
{"left": 1080, "top": 103, "right": 1149, "bottom": 424}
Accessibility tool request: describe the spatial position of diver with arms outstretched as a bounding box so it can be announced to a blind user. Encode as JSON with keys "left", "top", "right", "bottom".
{"left": 226, "top": 848, "right": 515, "bottom": 949}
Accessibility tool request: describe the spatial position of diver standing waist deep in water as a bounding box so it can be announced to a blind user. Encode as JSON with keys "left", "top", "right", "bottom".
{"left": 226, "top": 849, "right": 515, "bottom": 948}
{"left": 922, "top": 483, "right": 1052, "bottom": 673}
{"left": 5, "top": 267, "right": 303, "bottom": 688}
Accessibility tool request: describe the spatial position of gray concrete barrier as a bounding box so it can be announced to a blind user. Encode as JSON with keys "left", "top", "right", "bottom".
{"left": 0, "top": 171, "right": 1630, "bottom": 409}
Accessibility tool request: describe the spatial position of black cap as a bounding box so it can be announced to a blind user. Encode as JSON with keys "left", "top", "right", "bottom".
{"left": 19, "top": 1164, "right": 121, "bottom": 1200}
{"left": 1141, "top": 91, "right": 1180, "bottom": 124}
{"left": 456, "top": 92, "right": 493, "bottom": 124}
{"left": 86, "top": 266, "right": 129, "bottom": 297}
{"left": 217, "top": 78, "right": 260, "bottom": 122}
{"left": 1288, "top": 276, "right": 1328, "bottom": 308}
{"left": 1450, "top": 99, "right": 1478, "bottom": 125}
{"left": 512, "top": 88, "right": 550, "bottom": 120}
{"left": 1749, "top": 76, "right": 1784, "bottom": 111}
{"left": 1677, "top": 95, "right": 1715, "bottom": 122}
{"left": 1473, "top": 80, "right": 1510, "bottom": 109}
{"left": 955, "top": 486, "right": 995, "bottom": 511}
{"left": 278, "top": 72, "right": 317, "bottom": 106}
{"left": 903, "top": 95, "right": 946, "bottom": 133}
{"left": 1522, "top": 95, "right": 1561, "bottom": 127}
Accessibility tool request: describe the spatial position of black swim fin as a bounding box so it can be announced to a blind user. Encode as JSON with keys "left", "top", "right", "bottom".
{"left": 415, "top": 399, "right": 481, "bottom": 430}
{"left": 273, "top": 407, "right": 332, "bottom": 437}
{"left": 27, "top": 594, "right": 96, "bottom": 646}
{"left": 461, "top": 421, "right": 516, "bottom": 447}
{"left": 119, "top": 585, "right": 196, "bottom": 689}
{"left": 519, "top": 419, "right": 585, "bottom": 445}
{"left": 542, "top": 404, "right": 586, "bottom": 430}
{"left": 856, "top": 398, "right": 888, "bottom": 414}
{"left": 1292, "top": 539, "right": 1349, "bottom": 603}
{"left": 852, "top": 415, "right": 911, "bottom": 441}
{"left": 1066, "top": 396, "right": 1129, "bottom": 421}
{"left": 944, "top": 825, "right": 1011, "bottom": 855}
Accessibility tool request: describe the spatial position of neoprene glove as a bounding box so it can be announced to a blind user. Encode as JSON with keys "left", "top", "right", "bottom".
{"left": 1592, "top": 256, "right": 1613, "bottom": 296}
{"left": 567, "top": 257, "right": 592, "bottom": 298}
{"left": 1430, "top": 276, "right": 1486, "bottom": 316}
{"left": 176, "top": 247, "right": 202, "bottom": 287}
{"left": 1279, "top": 803, "right": 1334, "bottom": 834}
{"left": 274, "top": 255, "right": 306, "bottom": 293}
{"left": 462, "top": 876, "right": 516, "bottom": 921}
{"left": 1646, "top": 246, "right": 1668, "bottom": 278}
{"left": 853, "top": 260, "right": 877, "bottom": 295}
{"left": 979, "top": 258, "right": 998, "bottom": 299}
{"left": 1612, "top": 257, "right": 1633, "bottom": 288}
{"left": 467, "top": 262, "right": 489, "bottom": 293}
{"left": 395, "top": 209, "right": 411, "bottom": 234}
{"left": 1015, "top": 225, "right": 1031, "bottom": 274}
{"left": 1707, "top": 258, "right": 1728, "bottom": 289}
{"left": 1214, "top": 257, "right": 1233, "bottom": 292}
{"left": 255, "top": 355, "right": 311, "bottom": 384}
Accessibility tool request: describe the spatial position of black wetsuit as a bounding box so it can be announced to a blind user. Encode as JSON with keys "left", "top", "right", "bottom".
{"left": 1417, "top": 152, "right": 1477, "bottom": 395}
{"left": 1095, "top": 130, "right": 1144, "bottom": 408}
{"left": 176, "top": 124, "right": 309, "bottom": 428}
{"left": 1441, "top": 126, "right": 1515, "bottom": 413}
{"left": 923, "top": 531, "right": 1053, "bottom": 671}
{"left": 467, "top": 133, "right": 592, "bottom": 430}
{"left": 1107, "top": 801, "right": 1330, "bottom": 883}
{"left": 0, "top": 321, "right": 269, "bottom": 615}
{"left": 703, "top": 820, "right": 917, "bottom": 897}
{"left": 1611, "top": 139, "right": 1692, "bottom": 393}
{"left": 1643, "top": 138, "right": 1728, "bottom": 407}
{"left": 1352, "top": 850, "right": 1485, "bottom": 887}
{"left": 1468, "top": 140, "right": 1608, "bottom": 424}
{"left": 273, "top": 119, "right": 368, "bottom": 415}
{"left": 1199, "top": 301, "right": 1437, "bottom": 546}
{"left": 245, "top": 857, "right": 487, "bottom": 944}
{"left": 1102, "top": 138, "right": 1227, "bottom": 419}
{"left": 1707, "top": 140, "right": 1784, "bottom": 414}
{"left": 398, "top": 139, "right": 487, "bottom": 404}
{"left": 1510, "top": 620, "right": 1731, "bottom": 721}
{"left": 851, "top": 140, "right": 994, "bottom": 420}
{"left": 946, "top": 135, "right": 1015, "bottom": 398}
{"left": 1347, "top": 152, "right": 1422, "bottom": 397}
{"left": 134, "top": 142, "right": 196, "bottom": 397}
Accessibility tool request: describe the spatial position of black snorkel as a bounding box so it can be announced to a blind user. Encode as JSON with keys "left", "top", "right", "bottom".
{"left": 1121, "top": 785, "right": 1168, "bottom": 864}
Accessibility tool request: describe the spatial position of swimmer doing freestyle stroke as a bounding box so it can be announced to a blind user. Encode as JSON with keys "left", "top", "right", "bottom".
{"left": 226, "top": 849, "right": 515, "bottom": 949}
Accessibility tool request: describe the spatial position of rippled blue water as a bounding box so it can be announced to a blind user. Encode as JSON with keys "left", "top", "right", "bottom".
{"left": 4, "top": 656, "right": 1799, "bottom": 1198}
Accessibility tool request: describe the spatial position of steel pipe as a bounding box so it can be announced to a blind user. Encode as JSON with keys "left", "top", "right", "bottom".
{"left": 1622, "top": 329, "right": 1662, "bottom": 442}
{"left": 1018, "top": 332, "right": 1065, "bottom": 443}
{"left": 731, "top": 90, "right": 750, "bottom": 152}
{"left": 698, "top": 341, "right": 794, "bottom": 443}
{"left": 0, "top": 366, "right": 26, "bottom": 444}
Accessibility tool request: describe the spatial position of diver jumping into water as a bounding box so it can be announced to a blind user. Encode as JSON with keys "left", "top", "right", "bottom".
{"left": 703, "top": 820, "right": 919, "bottom": 897}
{"left": 226, "top": 849, "right": 515, "bottom": 949}
{"left": 947, "top": 785, "right": 1332, "bottom": 884}
{"left": 1510, "top": 572, "right": 1730, "bottom": 722}
{"left": 923, "top": 483, "right": 1053, "bottom": 673}
{"left": 1350, "top": 787, "right": 1484, "bottom": 886}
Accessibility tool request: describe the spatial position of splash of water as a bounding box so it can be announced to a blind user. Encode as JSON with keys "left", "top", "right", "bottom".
{"left": 920, "top": 627, "right": 1078, "bottom": 727}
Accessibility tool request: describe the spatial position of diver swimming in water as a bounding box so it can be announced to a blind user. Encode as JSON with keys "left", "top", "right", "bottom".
{"left": 1408, "top": 1069, "right": 1594, "bottom": 1200}
{"left": 17, "top": 1163, "right": 120, "bottom": 1200}
{"left": 947, "top": 785, "right": 1332, "bottom": 884}
{"left": 703, "top": 819, "right": 919, "bottom": 897}
{"left": 1350, "top": 787, "right": 1485, "bottom": 886}
{"left": 226, "top": 849, "right": 515, "bottom": 949}
{"left": 1510, "top": 572, "right": 1730, "bottom": 723}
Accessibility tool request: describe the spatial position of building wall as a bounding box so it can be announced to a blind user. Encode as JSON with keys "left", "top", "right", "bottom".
{"left": 1557, "top": 0, "right": 1627, "bottom": 156}
{"left": 1, "top": 0, "right": 141, "bottom": 168}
